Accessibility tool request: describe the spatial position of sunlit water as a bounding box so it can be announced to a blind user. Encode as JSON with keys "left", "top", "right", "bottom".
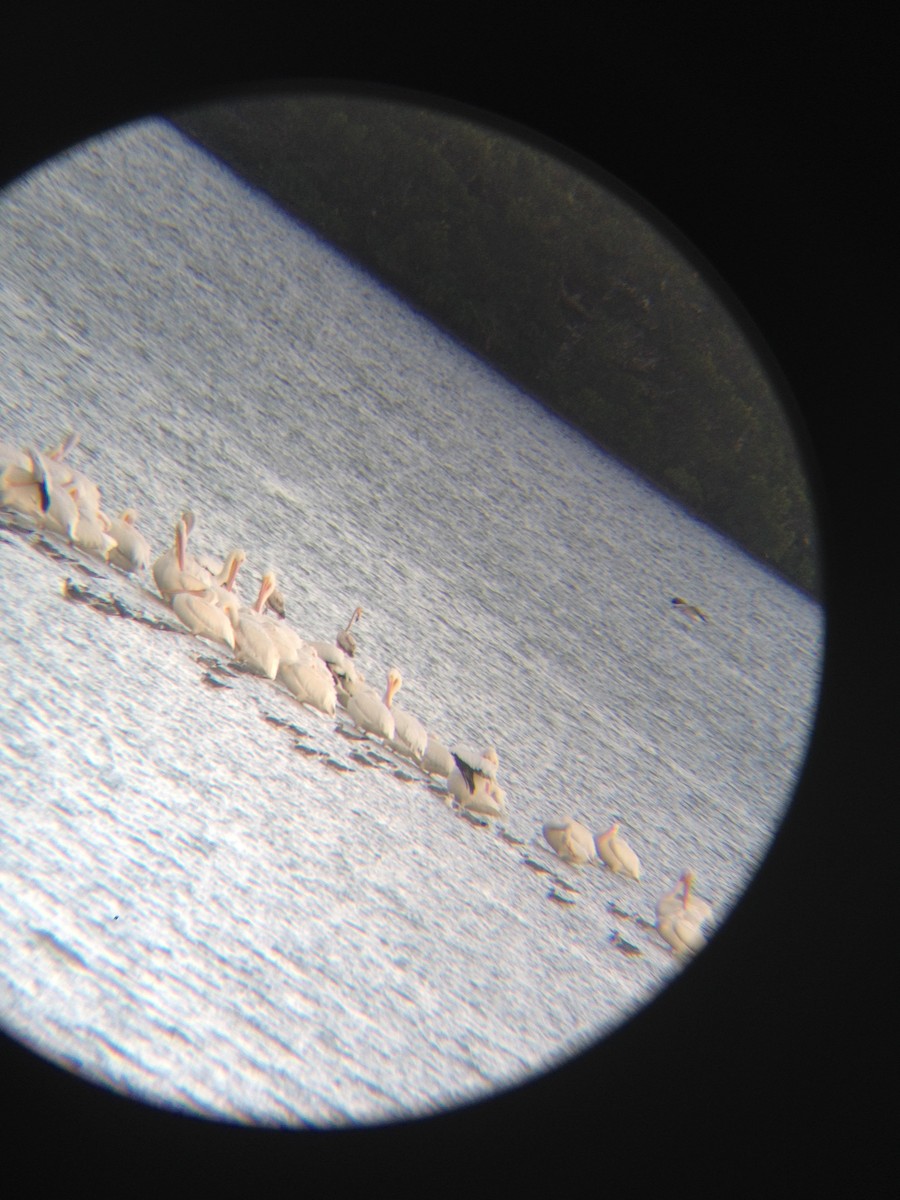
{"left": 0, "top": 118, "right": 824, "bottom": 1126}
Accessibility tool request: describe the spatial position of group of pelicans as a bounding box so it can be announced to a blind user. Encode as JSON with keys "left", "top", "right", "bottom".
{"left": 1, "top": 430, "right": 715, "bottom": 956}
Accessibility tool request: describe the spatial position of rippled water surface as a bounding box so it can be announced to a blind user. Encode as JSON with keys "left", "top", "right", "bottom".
{"left": 0, "top": 118, "right": 823, "bottom": 1126}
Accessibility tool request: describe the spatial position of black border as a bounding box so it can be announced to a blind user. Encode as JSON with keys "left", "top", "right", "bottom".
{"left": 1, "top": 12, "right": 887, "bottom": 1191}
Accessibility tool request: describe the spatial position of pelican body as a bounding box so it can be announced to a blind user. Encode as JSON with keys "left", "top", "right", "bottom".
{"left": 234, "top": 573, "right": 301, "bottom": 686}
{"left": 656, "top": 871, "right": 713, "bottom": 955}
{"left": 346, "top": 670, "right": 400, "bottom": 741}
{"left": 420, "top": 732, "right": 454, "bottom": 778}
{"left": 595, "top": 822, "right": 642, "bottom": 880}
{"left": 278, "top": 646, "right": 338, "bottom": 715}
{"left": 382, "top": 668, "right": 428, "bottom": 762}
{"left": 108, "top": 509, "right": 152, "bottom": 573}
{"left": 543, "top": 819, "right": 596, "bottom": 865}
{"left": 448, "top": 745, "right": 506, "bottom": 819}
{"left": 171, "top": 587, "right": 236, "bottom": 650}
{"left": 153, "top": 518, "right": 208, "bottom": 601}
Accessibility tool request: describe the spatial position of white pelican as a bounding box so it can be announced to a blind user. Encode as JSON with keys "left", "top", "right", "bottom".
{"left": 44, "top": 436, "right": 112, "bottom": 538}
{"left": 420, "top": 732, "right": 454, "bottom": 778}
{"left": 346, "top": 670, "right": 400, "bottom": 741}
{"left": 336, "top": 606, "right": 363, "bottom": 657}
{"left": 253, "top": 572, "right": 307, "bottom": 664}
{"left": 657, "top": 911, "right": 707, "bottom": 955}
{"left": 461, "top": 775, "right": 507, "bottom": 821}
{"left": 679, "top": 869, "right": 713, "bottom": 923}
{"left": 230, "top": 573, "right": 304, "bottom": 686}
{"left": 72, "top": 509, "right": 117, "bottom": 561}
{"left": 107, "top": 509, "right": 152, "bottom": 573}
{"left": 672, "top": 597, "right": 707, "bottom": 623}
{"left": 1, "top": 448, "right": 80, "bottom": 541}
{"left": 233, "top": 572, "right": 285, "bottom": 679}
{"left": 193, "top": 545, "right": 247, "bottom": 597}
{"left": 201, "top": 549, "right": 246, "bottom": 626}
{"left": 178, "top": 511, "right": 220, "bottom": 587}
{"left": 656, "top": 870, "right": 713, "bottom": 954}
{"left": 543, "top": 819, "right": 596, "bottom": 865}
{"left": 278, "top": 645, "right": 338, "bottom": 716}
{"left": 153, "top": 518, "right": 209, "bottom": 601}
{"left": 171, "top": 586, "right": 236, "bottom": 651}
{"left": 382, "top": 668, "right": 428, "bottom": 763}
{"left": 1, "top": 448, "right": 52, "bottom": 516}
{"left": 448, "top": 746, "right": 506, "bottom": 819}
{"left": 657, "top": 870, "right": 712, "bottom": 925}
{"left": 308, "top": 639, "right": 359, "bottom": 695}
{"left": 595, "top": 822, "right": 642, "bottom": 880}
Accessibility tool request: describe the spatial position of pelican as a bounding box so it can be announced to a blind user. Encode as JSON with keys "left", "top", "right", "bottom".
{"left": 543, "top": 819, "right": 596, "bottom": 865}
{"left": 460, "top": 774, "right": 507, "bottom": 821}
{"left": 336, "top": 606, "right": 363, "bottom": 657}
{"left": 310, "top": 606, "right": 364, "bottom": 700}
{"left": 656, "top": 870, "right": 713, "bottom": 954}
{"left": 657, "top": 870, "right": 712, "bottom": 925}
{"left": 1, "top": 448, "right": 80, "bottom": 541}
{"left": 171, "top": 585, "right": 236, "bottom": 651}
{"left": 252, "top": 572, "right": 307, "bottom": 664}
{"left": 657, "top": 910, "right": 707, "bottom": 956}
{"left": 346, "top": 670, "right": 400, "bottom": 741}
{"left": 37, "top": 447, "right": 119, "bottom": 560}
{"left": 595, "top": 822, "right": 642, "bottom": 880}
{"left": 202, "top": 549, "right": 246, "bottom": 626}
{"left": 233, "top": 572, "right": 285, "bottom": 679}
{"left": 232, "top": 568, "right": 307, "bottom": 681}
{"left": 107, "top": 509, "right": 152, "bottom": 573}
{"left": 1, "top": 448, "right": 53, "bottom": 517}
{"left": 382, "top": 668, "right": 428, "bottom": 762}
{"left": 278, "top": 645, "right": 338, "bottom": 715}
{"left": 420, "top": 732, "right": 454, "bottom": 778}
{"left": 447, "top": 745, "right": 506, "bottom": 819}
{"left": 71, "top": 507, "right": 117, "bottom": 561}
{"left": 679, "top": 869, "right": 713, "bottom": 923}
{"left": 153, "top": 518, "right": 209, "bottom": 601}
{"left": 672, "top": 597, "right": 707, "bottom": 623}
{"left": 42, "top": 429, "right": 108, "bottom": 528}
{"left": 193, "top": 545, "right": 247, "bottom": 595}
{"left": 308, "top": 638, "right": 359, "bottom": 693}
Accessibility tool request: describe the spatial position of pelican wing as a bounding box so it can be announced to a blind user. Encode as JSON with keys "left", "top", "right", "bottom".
{"left": 451, "top": 753, "right": 477, "bottom": 794}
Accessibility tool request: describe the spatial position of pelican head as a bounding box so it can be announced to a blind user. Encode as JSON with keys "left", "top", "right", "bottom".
{"left": 223, "top": 548, "right": 247, "bottom": 589}
{"left": 384, "top": 667, "right": 403, "bottom": 706}
{"left": 254, "top": 570, "right": 278, "bottom": 613}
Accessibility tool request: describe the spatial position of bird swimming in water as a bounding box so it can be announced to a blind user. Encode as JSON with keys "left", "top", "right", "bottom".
{"left": 542, "top": 819, "right": 596, "bottom": 865}
{"left": 595, "top": 822, "right": 642, "bottom": 880}
{"left": 448, "top": 745, "right": 506, "bottom": 819}
{"left": 671, "top": 597, "right": 707, "bottom": 623}
{"left": 656, "top": 870, "right": 713, "bottom": 955}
